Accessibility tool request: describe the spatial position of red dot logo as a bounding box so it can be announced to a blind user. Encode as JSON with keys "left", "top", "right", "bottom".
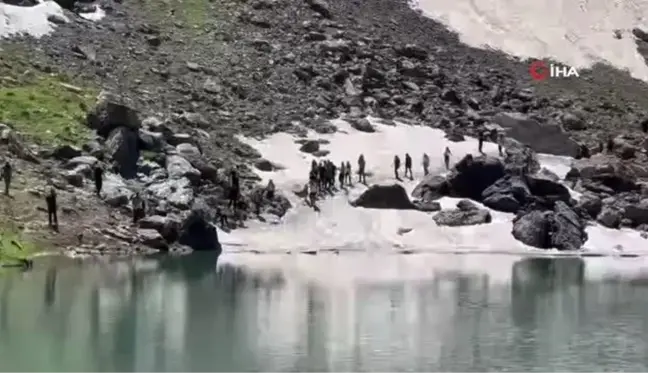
{"left": 529, "top": 60, "right": 549, "bottom": 81}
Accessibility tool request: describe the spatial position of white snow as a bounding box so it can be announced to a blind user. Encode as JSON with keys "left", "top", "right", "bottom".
{"left": 219, "top": 118, "right": 647, "bottom": 263}
{"left": 78, "top": 6, "right": 105, "bottom": 21}
{"left": 412, "top": 0, "right": 648, "bottom": 82}
{"left": 0, "top": 0, "right": 67, "bottom": 39}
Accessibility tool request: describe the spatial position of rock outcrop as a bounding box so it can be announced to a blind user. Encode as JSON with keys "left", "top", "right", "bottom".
{"left": 432, "top": 199, "right": 492, "bottom": 227}
{"left": 512, "top": 201, "right": 587, "bottom": 250}
{"left": 351, "top": 184, "right": 416, "bottom": 209}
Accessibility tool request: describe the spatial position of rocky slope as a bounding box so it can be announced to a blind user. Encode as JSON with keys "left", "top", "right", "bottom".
{"left": 2, "top": 0, "right": 648, "bottom": 258}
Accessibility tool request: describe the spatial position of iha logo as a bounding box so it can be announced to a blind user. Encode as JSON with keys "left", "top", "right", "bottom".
{"left": 529, "top": 60, "right": 579, "bottom": 81}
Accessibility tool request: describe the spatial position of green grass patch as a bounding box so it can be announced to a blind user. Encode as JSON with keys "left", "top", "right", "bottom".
{"left": 0, "top": 231, "right": 38, "bottom": 268}
{"left": 0, "top": 71, "right": 98, "bottom": 147}
{"left": 143, "top": 0, "right": 211, "bottom": 30}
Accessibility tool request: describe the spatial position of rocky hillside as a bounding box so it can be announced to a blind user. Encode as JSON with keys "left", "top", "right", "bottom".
{"left": 2, "top": 0, "right": 648, "bottom": 261}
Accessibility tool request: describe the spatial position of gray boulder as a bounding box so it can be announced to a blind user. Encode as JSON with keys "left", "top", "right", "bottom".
{"left": 433, "top": 203, "right": 492, "bottom": 227}
{"left": 137, "top": 229, "right": 168, "bottom": 251}
{"left": 348, "top": 118, "right": 375, "bottom": 133}
{"left": 166, "top": 155, "right": 201, "bottom": 183}
{"left": 492, "top": 112, "right": 579, "bottom": 157}
{"left": 597, "top": 206, "right": 622, "bottom": 228}
{"left": 147, "top": 177, "right": 195, "bottom": 210}
{"left": 138, "top": 215, "right": 181, "bottom": 242}
{"left": 299, "top": 140, "right": 320, "bottom": 153}
{"left": 102, "top": 173, "right": 133, "bottom": 207}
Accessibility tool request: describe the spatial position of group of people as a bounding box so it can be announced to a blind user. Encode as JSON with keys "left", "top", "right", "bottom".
{"left": 306, "top": 156, "right": 368, "bottom": 206}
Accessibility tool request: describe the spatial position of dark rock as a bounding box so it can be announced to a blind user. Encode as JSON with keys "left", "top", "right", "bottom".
{"left": 512, "top": 201, "right": 587, "bottom": 250}
{"left": 576, "top": 193, "right": 602, "bottom": 219}
{"left": 52, "top": 144, "right": 82, "bottom": 160}
{"left": 483, "top": 193, "right": 520, "bottom": 213}
{"left": 623, "top": 199, "right": 648, "bottom": 226}
{"left": 448, "top": 154, "right": 506, "bottom": 200}
{"left": 102, "top": 173, "right": 133, "bottom": 207}
{"left": 299, "top": 140, "right": 320, "bottom": 153}
{"left": 305, "top": 0, "right": 331, "bottom": 18}
{"left": 566, "top": 154, "right": 639, "bottom": 193}
{"left": 178, "top": 200, "right": 221, "bottom": 252}
{"left": 492, "top": 112, "right": 579, "bottom": 157}
{"left": 395, "top": 44, "right": 428, "bottom": 60}
{"left": 106, "top": 127, "right": 140, "bottom": 179}
{"left": 456, "top": 199, "right": 478, "bottom": 211}
{"left": 351, "top": 184, "right": 416, "bottom": 209}
{"left": 86, "top": 96, "right": 141, "bottom": 138}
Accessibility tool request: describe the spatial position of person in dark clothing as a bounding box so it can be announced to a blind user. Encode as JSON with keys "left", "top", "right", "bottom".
{"left": 228, "top": 169, "right": 240, "bottom": 211}
{"left": 345, "top": 161, "right": 352, "bottom": 185}
{"left": 131, "top": 192, "right": 146, "bottom": 224}
{"left": 422, "top": 153, "right": 430, "bottom": 176}
{"left": 1, "top": 161, "right": 11, "bottom": 196}
{"left": 607, "top": 136, "right": 614, "bottom": 153}
{"left": 393, "top": 155, "right": 401, "bottom": 180}
{"left": 443, "top": 147, "right": 452, "bottom": 170}
{"left": 265, "top": 179, "right": 275, "bottom": 200}
{"left": 358, "top": 154, "right": 366, "bottom": 184}
{"left": 338, "top": 162, "right": 346, "bottom": 188}
{"left": 45, "top": 187, "right": 58, "bottom": 230}
{"left": 579, "top": 143, "right": 590, "bottom": 159}
{"left": 93, "top": 164, "right": 103, "bottom": 197}
{"left": 318, "top": 161, "right": 327, "bottom": 192}
{"left": 216, "top": 207, "right": 228, "bottom": 228}
{"left": 497, "top": 133, "right": 504, "bottom": 156}
{"left": 598, "top": 141, "right": 604, "bottom": 153}
{"left": 642, "top": 119, "right": 648, "bottom": 133}
{"left": 478, "top": 131, "right": 484, "bottom": 154}
{"left": 404, "top": 153, "right": 413, "bottom": 180}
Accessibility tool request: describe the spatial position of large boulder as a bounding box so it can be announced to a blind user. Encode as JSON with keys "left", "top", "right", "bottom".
{"left": 178, "top": 200, "right": 221, "bottom": 252}
{"left": 411, "top": 174, "right": 449, "bottom": 201}
{"left": 449, "top": 155, "right": 506, "bottom": 200}
{"left": 147, "top": 177, "right": 195, "bottom": 210}
{"left": 482, "top": 175, "right": 531, "bottom": 212}
{"left": 566, "top": 154, "right": 639, "bottom": 194}
{"left": 86, "top": 95, "right": 141, "bottom": 138}
{"left": 511, "top": 201, "right": 587, "bottom": 250}
{"left": 106, "top": 127, "right": 140, "bottom": 179}
{"left": 351, "top": 184, "right": 416, "bottom": 209}
{"left": 433, "top": 200, "right": 492, "bottom": 227}
{"left": 166, "top": 155, "right": 201, "bottom": 184}
{"left": 492, "top": 112, "right": 579, "bottom": 157}
{"left": 138, "top": 215, "right": 181, "bottom": 242}
{"left": 501, "top": 137, "right": 541, "bottom": 174}
{"left": 102, "top": 173, "right": 133, "bottom": 207}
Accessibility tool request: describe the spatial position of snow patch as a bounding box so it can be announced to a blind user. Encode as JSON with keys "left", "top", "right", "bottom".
{"left": 0, "top": 0, "right": 67, "bottom": 39}
{"left": 413, "top": 0, "right": 648, "bottom": 82}
{"left": 227, "top": 118, "right": 647, "bottom": 259}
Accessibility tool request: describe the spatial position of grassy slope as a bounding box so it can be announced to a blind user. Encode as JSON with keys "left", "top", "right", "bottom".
{"left": 0, "top": 49, "right": 99, "bottom": 265}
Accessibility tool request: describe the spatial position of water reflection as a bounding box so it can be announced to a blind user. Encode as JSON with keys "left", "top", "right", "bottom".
{"left": 0, "top": 254, "right": 647, "bottom": 371}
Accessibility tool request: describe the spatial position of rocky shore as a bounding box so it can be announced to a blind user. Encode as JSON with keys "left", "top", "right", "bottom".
{"left": 2, "top": 0, "right": 648, "bottom": 258}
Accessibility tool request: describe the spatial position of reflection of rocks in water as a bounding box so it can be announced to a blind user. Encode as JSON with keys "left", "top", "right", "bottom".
{"left": 215, "top": 263, "right": 285, "bottom": 292}
{"left": 156, "top": 252, "right": 219, "bottom": 282}
{"left": 511, "top": 257, "right": 585, "bottom": 326}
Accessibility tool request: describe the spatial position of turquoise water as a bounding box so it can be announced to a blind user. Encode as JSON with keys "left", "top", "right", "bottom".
{"left": 0, "top": 253, "right": 647, "bottom": 371}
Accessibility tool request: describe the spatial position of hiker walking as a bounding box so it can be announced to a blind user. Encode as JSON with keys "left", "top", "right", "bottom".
{"left": 1, "top": 161, "right": 11, "bottom": 196}
{"left": 443, "top": 147, "right": 452, "bottom": 170}
{"left": 228, "top": 169, "right": 240, "bottom": 211}
{"left": 357, "top": 154, "right": 366, "bottom": 184}
{"left": 345, "top": 161, "right": 352, "bottom": 185}
{"left": 478, "top": 131, "right": 485, "bottom": 154}
{"left": 338, "top": 162, "right": 346, "bottom": 188}
{"left": 422, "top": 153, "right": 430, "bottom": 176}
{"left": 45, "top": 186, "right": 58, "bottom": 230}
{"left": 497, "top": 133, "right": 504, "bottom": 156}
{"left": 393, "top": 155, "right": 401, "bottom": 180}
{"left": 93, "top": 164, "right": 104, "bottom": 197}
{"left": 404, "top": 153, "right": 413, "bottom": 180}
